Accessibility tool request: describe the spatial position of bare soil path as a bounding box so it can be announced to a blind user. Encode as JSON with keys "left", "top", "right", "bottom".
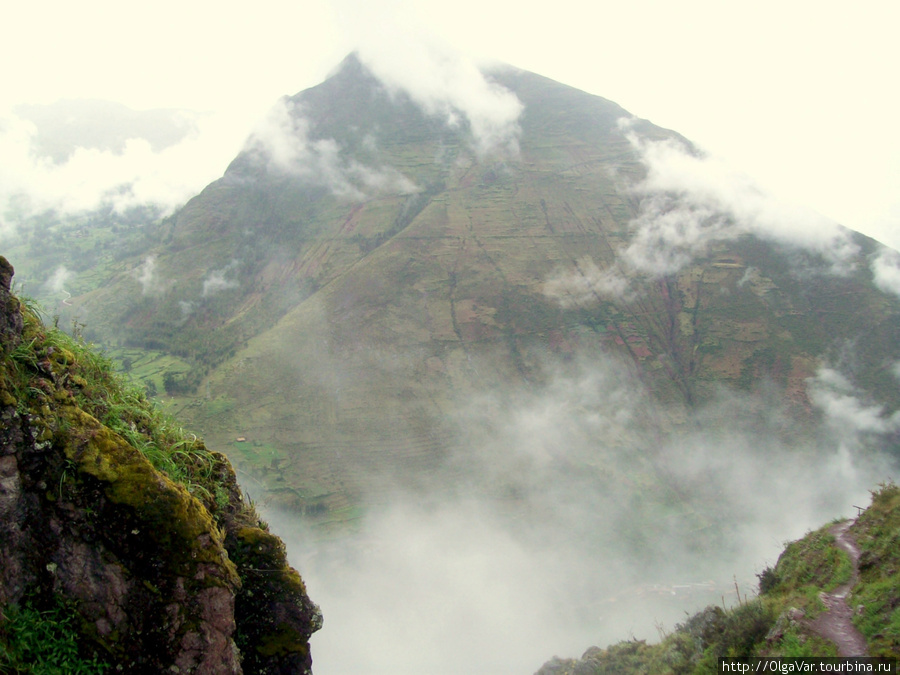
{"left": 807, "top": 520, "right": 869, "bottom": 657}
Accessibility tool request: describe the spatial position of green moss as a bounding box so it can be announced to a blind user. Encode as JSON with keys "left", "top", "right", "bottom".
{"left": 5, "top": 299, "right": 236, "bottom": 515}
{"left": 1, "top": 284, "right": 319, "bottom": 671}
{"left": 257, "top": 626, "right": 310, "bottom": 658}
{"left": 62, "top": 406, "right": 237, "bottom": 584}
{"left": 228, "top": 524, "right": 318, "bottom": 670}
{"left": 1, "top": 297, "right": 245, "bottom": 589}
{"left": 232, "top": 526, "right": 306, "bottom": 594}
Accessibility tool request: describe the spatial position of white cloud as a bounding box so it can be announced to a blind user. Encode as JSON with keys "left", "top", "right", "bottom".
{"left": 808, "top": 367, "right": 900, "bottom": 437}
{"left": 0, "top": 106, "right": 245, "bottom": 233}
{"left": 132, "top": 256, "right": 165, "bottom": 297}
{"left": 618, "top": 192, "right": 728, "bottom": 277}
{"left": 245, "top": 100, "right": 313, "bottom": 175}
{"left": 42, "top": 265, "right": 71, "bottom": 294}
{"left": 201, "top": 269, "right": 239, "bottom": 298}
{"left": 359, "top": 45, "right": 522, "bottom": 157}
{"left": 245, "top": 98, "right": 419, "bottom": 199}
{"left": 543, "top": 257, "right": 635, "bottom": 305}
{"left": 282, "top": 356, "right": 895, "bottom": 675}
{"left": 336, "top": 2, "right": 522, "bottom": 157}
{"left": 353, "top": 162, "right": 419, "bottom": 195}
{"left": 543, "top": 127, "right": 866, "bottom": 305}
{"left": 871, "top": 247, "right": 900, "bottom": 298}
{"left": 620, "top": 128, "right": 859, "bottom": 275}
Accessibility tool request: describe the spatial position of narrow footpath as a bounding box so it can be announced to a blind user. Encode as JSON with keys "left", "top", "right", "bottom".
{"left": 807, "top": 520, "right": 869, "bottom": 657}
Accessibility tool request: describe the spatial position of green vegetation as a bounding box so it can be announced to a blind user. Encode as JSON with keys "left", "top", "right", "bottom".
{"left": 0, "top": 595, "right": 109, "bottom": 674}
{"left": 105, "top": 346, "right": 192, "bottom": 400}
{"left": 228, "top": 526, "right": 322, "bottom": 670}
{"left": 2, "top": 204, "right": 171, "bottom": 304}
{"left": 0, "top": 279, "right": 319, "bottom": 672}
{"left": 764, "top": 526, "right": 851, "bottom": 604}
{"left": 5, "top": 300, "right": 224, "bottom": 504}
{"left": 852, "top": 483, "right": 900, "bottom": 656}
{"left": 543, "top": 484, "right": 900, "bottom": 673}
{"left": 10, "top": 57, "right": 900, "bottom": 528}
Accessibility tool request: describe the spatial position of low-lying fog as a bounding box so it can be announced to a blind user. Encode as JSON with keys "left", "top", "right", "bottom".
{"left": 262, "top": 356, "right": 897, "bottom": 675}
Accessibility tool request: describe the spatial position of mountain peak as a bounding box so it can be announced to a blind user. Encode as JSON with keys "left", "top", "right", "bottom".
{"left": 327, "top": 50, "right": 368, "bottom": 78}
{"left": 315, "top": 50, "right": 385, "bottom": 96}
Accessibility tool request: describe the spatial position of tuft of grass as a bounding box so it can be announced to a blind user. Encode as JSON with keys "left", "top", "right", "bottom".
{"left": 4, "top": 298, "right": 227, "bottom": 511}
{"left": 0, "top": 595, "right": 109, "bottom": 674}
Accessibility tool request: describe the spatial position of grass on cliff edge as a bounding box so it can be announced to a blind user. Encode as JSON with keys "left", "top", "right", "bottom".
{"left": 851, "top": 482, "right": 900, "bottom": 657}
{"left": 4, "top": 296, "right": 236, "bottom": 515}
{"left": 1, "top": 293, "right": 315, "bottom": 675}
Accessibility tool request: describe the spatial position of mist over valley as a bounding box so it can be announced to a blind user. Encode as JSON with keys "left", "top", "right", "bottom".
{"left": 2, "top": 45, "right": 900, "bottom": 674}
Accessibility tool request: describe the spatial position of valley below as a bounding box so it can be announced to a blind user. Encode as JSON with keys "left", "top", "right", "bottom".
{"left": 3, "top": 52, "right": 900, "bottom": 673}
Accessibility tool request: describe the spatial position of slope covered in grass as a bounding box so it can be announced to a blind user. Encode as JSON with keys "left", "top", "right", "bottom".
{"left": 537, "top": 483, "right": 900, "bottom": 673}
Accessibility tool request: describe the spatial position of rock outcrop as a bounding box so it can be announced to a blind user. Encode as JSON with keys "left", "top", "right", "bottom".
{"left": 0, "top": 256, "right": 321, "bottom": 673}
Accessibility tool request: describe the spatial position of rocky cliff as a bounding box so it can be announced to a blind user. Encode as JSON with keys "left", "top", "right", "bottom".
{"left": 0, "top": 255, "right": 321, "bottom": 673}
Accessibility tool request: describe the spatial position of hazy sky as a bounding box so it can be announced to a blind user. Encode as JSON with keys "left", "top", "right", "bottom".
{"left": 2, "top": 0, "right": 898, "bottom": 248}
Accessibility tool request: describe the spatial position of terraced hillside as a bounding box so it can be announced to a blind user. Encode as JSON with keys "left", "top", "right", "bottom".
{"left": 63, "top": 54, "right": 900, "bottom": 520}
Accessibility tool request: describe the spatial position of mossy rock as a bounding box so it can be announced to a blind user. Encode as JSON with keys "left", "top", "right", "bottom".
{"left": 228, "top": 526, "right": 321, "bottom": 674}
{"left": 0, "top": 261, "right": 319, "bottom": 672}
{"left": 62, "top": 406, "right": 237, "bottom": 584}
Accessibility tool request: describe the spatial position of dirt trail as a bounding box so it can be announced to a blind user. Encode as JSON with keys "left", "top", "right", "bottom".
{"left": 807, "top": 520, "right": 868, "bottom": 656}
